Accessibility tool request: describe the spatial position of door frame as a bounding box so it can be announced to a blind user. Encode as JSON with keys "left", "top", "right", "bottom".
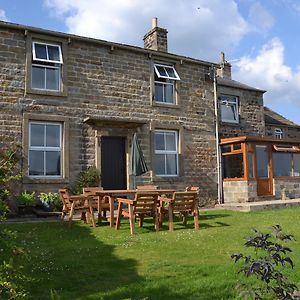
{"left": 255, "top": 143, "right": 273, "bottom": 196}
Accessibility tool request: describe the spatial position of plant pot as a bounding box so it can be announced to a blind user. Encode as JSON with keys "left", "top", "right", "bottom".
{"left": 18, "top": 205, "right": 35, "bottom": 215}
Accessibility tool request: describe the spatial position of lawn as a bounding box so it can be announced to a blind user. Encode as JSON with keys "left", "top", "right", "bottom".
{"left": 2, "top": 208, "right": 300, "bottom": 300}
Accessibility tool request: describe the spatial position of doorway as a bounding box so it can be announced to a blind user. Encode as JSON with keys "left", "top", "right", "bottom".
{"left": 256, "top": 144, "right": 273, "bottom": 196}
{"left": 101, "top": 136, "right": 127, "bottom": 190}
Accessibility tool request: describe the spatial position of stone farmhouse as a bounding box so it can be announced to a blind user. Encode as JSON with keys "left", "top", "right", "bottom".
{"left": 0, "top": 18, "right": 299, "bottom": 211}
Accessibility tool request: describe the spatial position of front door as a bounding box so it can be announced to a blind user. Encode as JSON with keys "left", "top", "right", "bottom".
{"left": 256, "top": 145, "right": 273, "bottom": 196}
{"left": 101, "top": 136, "right": 127, "bottom": 190}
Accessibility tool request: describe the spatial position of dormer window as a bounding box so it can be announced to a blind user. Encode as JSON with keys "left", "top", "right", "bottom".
{"left": 274, "top": 128, "right": 283, "bottom": 139}
{"left": 220, "top": 95, "right": 239, "bottom": 123}
{"left": 31, "top": 42, "right": 63, "bottom": 91}
{"left": 154, "top": 63, "right": 180, "bottom": 104}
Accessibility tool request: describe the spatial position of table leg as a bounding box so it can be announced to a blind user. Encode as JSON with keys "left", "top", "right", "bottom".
{"left": 109, "top": 196, "right": 114, "bottom": 227}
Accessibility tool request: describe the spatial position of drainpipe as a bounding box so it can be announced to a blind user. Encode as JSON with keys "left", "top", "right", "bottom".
{"left": 210, "top": 66, "right": 223, "bottom": 204}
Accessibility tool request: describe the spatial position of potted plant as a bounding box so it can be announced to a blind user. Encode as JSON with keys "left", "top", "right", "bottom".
{"left": 17, "top": 191, "right": 35, "bottom": 215}
{"left": 39, "top": 192, "right": 62, "bottom": 212}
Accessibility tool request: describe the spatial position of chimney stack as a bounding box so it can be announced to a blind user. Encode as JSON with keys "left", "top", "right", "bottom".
{"left": 143, "top": 17, "right": 168, "bottom": 52}
{"left": 216, "top": 52, "right": 232, "bottom": 79}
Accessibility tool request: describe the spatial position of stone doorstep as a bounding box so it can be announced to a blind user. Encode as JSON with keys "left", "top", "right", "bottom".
{"left": 215, "top": 198, "right": 300, "bottom": 212}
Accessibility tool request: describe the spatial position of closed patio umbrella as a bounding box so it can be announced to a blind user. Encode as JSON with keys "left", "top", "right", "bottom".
{"left": 130, "top": 133, "right": 148, "bottom": 188}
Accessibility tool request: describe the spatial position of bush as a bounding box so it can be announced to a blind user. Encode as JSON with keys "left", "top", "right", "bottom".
{"left": 73, "top": 166, "right": 100, "bottom": 194}
{"left": 17, "top": 191, "right": 35, "bottom": 206}
{"left": 231, "top": 225, "right": 297, "bottom": 300}
{"left": 39, "top": 192, "right": 62, "bottom": 211}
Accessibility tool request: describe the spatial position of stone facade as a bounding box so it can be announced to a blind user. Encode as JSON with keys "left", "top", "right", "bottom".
{"left": 274, "top": 179, "right": 300, "bottom": 200}
{"left": 0, "top": 21, "right": 218, "bottom": 209}
{"left": 223, "top": 180, "right": 257, "bottom": 203}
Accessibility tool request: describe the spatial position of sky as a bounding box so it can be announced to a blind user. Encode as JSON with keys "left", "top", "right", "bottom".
{"left": 1, "top": 0, "right": 300, "bottom": 124}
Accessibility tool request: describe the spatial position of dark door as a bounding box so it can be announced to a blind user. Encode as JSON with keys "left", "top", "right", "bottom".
{"left": 256, "top": 144, "right": 273, "bottom": 196}
{"left": 101, "top": 136, "right": 127, "bottom": 190}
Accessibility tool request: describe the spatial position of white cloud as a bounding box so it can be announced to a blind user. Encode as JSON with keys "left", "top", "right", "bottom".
{"left": 0, "top": 9, "right": 8, "bottom": 21}
{"left": 247, "top": 2, "right": 274, "bottom": 33}
{"left": 233, "top": 37, "right": 300, "bottom": 123}
{"left": 44, "top": 0, "right": 249, "bottom": 61}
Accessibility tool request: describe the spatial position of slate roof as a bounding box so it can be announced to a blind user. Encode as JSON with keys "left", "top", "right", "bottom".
{"left": 264, "top": 106, "right": 300, "bottom": 127}
{"left": 217, "top": 77, "right": 266, "bottom": 93}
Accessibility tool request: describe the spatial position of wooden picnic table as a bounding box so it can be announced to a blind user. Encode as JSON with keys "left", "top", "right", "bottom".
{"left": 96, "top": 189, "right": 175, "bottom": 227}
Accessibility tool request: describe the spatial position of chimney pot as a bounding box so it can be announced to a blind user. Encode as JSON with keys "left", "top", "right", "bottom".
{"left": 152, "top": 17, "right": 158, "bottom": 29}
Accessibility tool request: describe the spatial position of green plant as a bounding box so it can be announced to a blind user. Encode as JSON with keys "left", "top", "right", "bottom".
{"left": 73, "top": 166, "right": 100, "bottom": 194}
{"left": 0, "top": 144, "right": 28, "bottom": 299}
{"left": 39, "top": 192, "right": 62, "bottom": 211}
{"left": 17, "top": 191, "right": 35, "bottom": 206}
{"left": 231, "top": 225, "right": 297, "bottom": 300}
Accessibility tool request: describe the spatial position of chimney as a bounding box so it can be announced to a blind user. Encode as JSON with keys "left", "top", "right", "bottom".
{"left": 216, "top": 52, "right": 232, "bottom": 79}
{"left": 143, "top": 17, "right": 168, "bottom": 52}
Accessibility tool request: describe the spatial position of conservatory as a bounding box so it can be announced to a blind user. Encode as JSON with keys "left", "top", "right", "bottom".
{"left": 220, "top": 136, "right": 300, "bottom": 203}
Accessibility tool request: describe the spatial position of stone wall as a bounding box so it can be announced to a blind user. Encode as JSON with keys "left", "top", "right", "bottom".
{"left": 265, "top": 124, "right": 300, "bottom": 140}
{"left": 0, "top": 24, "right": 218, "bottom": 207}
{"left": 223, "top": 180, "right": 257, "bottom": 203}
{"left": 273, "top": 179, "right": 300, "bottom": 199}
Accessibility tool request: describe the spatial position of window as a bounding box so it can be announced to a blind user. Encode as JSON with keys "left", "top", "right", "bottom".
{"left": 273, "top": 153, "right": 292, "bottom": 177}
{"left": 32, "top": 42, "right": 63, "bottom": 91}
{"left": 220, "top": 95, "right": 239, "bottom": 123}
{"left": 29, "top": 122, "right": 62, "bottom": 177}
{"left": 274, "top": 128, "right": 283, "bottom": 139}
{"left": 154, "top": 130, "right": 179, "bottom": 176}
{"left": 154, "top": 63, "right": 180, "bottom": 104}
{"left": 223, "top": 153, "right": 244, "bottom": 179}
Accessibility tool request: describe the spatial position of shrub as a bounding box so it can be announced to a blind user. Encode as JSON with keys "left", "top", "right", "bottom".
{"left": 39, "top": 192, "right": 62, "bottom": 211}
{"left": 17, "top": 191, "right": 35, "bottom": 206}
{"left": 231, "top": 225, "right": 297, "bottom": 300}
{"left": 0, "top": 144, "right": 28, "bottom": 299}
{"left": 73, "top": 166, "right": 100, "bottom": 194}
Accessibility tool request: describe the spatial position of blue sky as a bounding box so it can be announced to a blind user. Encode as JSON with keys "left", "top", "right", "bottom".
{"left": 1, "top": 0, "right": 299, "bottom": 124}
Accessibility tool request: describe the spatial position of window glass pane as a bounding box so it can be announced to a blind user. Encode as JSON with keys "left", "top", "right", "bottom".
{"left": 46, "top": 124, "right": 60, "bottom": 147}
{"left": 46, "top": 68, "right": 59, "bottom": 90}
{"left": 46, "top": 151, "right": 61, "bottom": 176}
{"left": 165, "top": 83, "right": 174, "bottom": 103}
{"left": 222, "top": 154, "right": 244, "bottom": 178}
{"left": 233, "top": 143, "right": 241, "bottom": 150}
{"left": 165, "top": 132, "right": 176, "bottom": 151}
{"left": 32, "top": 66, "right": 45, "bottom": 89}
{"left": 248, "top": 152, "right": 254, "bottom": 178}
{"left": 48, "top": 45, "right": 60, "bottom": 61}
{"left": 155, "top": 82, "right": 164, "bottom": 102}
{"left": 273, "top": 153, "right": 292, "bottom": 177}
{"left": 165, "top": 67, "right": 175, "bottom": 78}
{"left": 294, "top": 154, "right": 300, "bottom": 176}
{"left": 221, "top": 104, "right": 237, "bottom": 122}
{"left": 155, "top": 132, "right": 165, "bottom": 150}
{"left": 166, "top": 154, "right": 177, "bottom": 175}
{"left": 256, "top": 145, "right": 269, "bottom": 177}
{"left": 29, "top": 150, "right": 44, "bottom": 176}
{"left": 155, "top": 154, "right": 165, "bottom": 175}
{"left": 222, "top": 145, "right": 231, "bottom": 153}
{"left": 34, "top": 43, "right": 47, "bottom": 60}
{"left": 30, "top": 124, "right": 45, "bottom": 147}
{"left": 156, "top": 66, "right": 167, "bottom": 77}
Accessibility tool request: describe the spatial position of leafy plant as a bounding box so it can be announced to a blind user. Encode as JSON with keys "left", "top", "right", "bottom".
{"left": 73, "top": 166, "right": 100, "bottom": 194}
{"left": 231, "top": 225, "right": 297, "bottom": 300}
{"left": 39, "top": 192, "right": 62, "bottom": 211}
{"left": 0, "top": 144, "right": 28, "bottom": 299}
{"left": 17, "top": 191, "right": 35, "bottom": 206}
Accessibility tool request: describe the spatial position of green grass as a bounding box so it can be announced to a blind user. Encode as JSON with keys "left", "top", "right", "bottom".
{"left": 2, "top": 208, "right": 300, "bottom": 300}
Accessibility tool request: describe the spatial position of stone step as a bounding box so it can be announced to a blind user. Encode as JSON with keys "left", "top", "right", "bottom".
{"left": 215, "top": 199, "right": 300, "bottom": 212}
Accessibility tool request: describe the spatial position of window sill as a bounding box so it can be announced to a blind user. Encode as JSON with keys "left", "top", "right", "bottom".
{"left": 23, "top": 177, "right": 69, "bottom": 184}
{"left": 26, "top": 88, "right": 67, "bottom": 97}
{"left": 152, "top": 101, "right": 180, "bottom": 109}
{"left": 220, "top": 121, "right": 240, "bottom": 126}
{"left": 151, "top": 175, "right": 183, "bottom": 183}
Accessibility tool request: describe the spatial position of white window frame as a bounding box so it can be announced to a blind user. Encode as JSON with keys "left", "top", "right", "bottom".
{"left": 32, "top": 42, "right": 63, "bottom": 64}
{"left": 274, "top": 128, "right": 283, "bottom": 139}
{"left": 32, "top": 41, "right": 63, "bottom": 91}
{"left": 28, "top": 121, "right": 63, "bottom": 178}
{"left": 154, "top": 64, "right": 180, "bottom": 81}
{"left": 154, "top": 129, "right": 179, "bottom": 177}
{"left": 31, "top": 64, "right": 61, "bottom": 91}
{"left": 220, "top": 95, "right": 239, "bottom": 123}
